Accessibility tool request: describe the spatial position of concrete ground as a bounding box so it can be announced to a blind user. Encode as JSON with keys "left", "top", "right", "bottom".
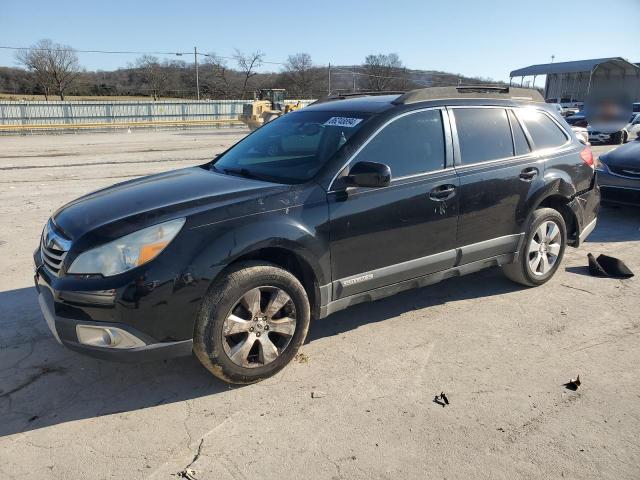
{"left": 0, "top": 130, "right": 638, "bottom": 479}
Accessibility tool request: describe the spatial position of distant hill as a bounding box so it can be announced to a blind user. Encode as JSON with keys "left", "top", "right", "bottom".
{"left": 0, "top": 63, "right": 505, "bottom": 101}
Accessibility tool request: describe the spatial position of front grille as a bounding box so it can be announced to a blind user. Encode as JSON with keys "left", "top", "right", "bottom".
{"left": 40, "top": 221, "right": 71, "bottom": 276}
{"left": 600, "top": 186, "right": 640, "bottom": 206}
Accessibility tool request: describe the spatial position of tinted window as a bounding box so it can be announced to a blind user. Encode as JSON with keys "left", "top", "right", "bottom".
{"left": 213, "top": 110, "right": 370, "bottom": 184}
{"left": 354, "top": 109, "right": 445, "bottom": 177}
{"left": 508, "top": 110, "right": 531, "bottom": 156}
{"left": 453, "top": 108, "right": 513, "bottom": 164}
{"left": 519, "top": 109, "right": 568, "bottom": 149}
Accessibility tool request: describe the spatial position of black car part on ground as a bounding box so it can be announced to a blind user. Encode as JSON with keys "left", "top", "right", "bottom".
{"left": 588, "top": 253, "right": 634, "bottom": 279}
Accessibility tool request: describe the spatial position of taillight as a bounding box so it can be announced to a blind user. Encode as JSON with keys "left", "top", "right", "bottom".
{"left": 580, "top": 146, "right": 594, "bottom": 168}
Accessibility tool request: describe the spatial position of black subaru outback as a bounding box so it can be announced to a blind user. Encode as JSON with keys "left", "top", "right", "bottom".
{"left": 34, "top": 86, "right": 600, "bottom": 383}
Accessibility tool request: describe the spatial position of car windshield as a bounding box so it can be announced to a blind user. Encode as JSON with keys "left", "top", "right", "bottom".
{"left": 212, "top": 110, "right": 371, "bottom": 184}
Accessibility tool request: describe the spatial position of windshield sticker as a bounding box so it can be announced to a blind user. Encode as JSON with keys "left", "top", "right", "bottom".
{"left": 323, "top": 117, "right": 363, "bottom": 128}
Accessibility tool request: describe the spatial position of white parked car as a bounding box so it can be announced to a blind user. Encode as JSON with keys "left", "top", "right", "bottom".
{"left": 588, "top": 113, "right": 640, "bottom": 144}
{"left": 571, "top": 126, "right": 589, "bottom": 144}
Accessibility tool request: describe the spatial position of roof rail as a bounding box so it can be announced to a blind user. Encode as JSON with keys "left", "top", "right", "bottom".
{"left": 393, "top": 85, "right": 544, "bottom": 105}
{"left": 310, "top": 91, "right": 405, "bottom": 105}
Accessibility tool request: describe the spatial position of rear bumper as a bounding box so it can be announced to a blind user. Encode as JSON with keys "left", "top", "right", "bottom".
{"left": 568, "top": 183, "right": 600, "bottom": 247}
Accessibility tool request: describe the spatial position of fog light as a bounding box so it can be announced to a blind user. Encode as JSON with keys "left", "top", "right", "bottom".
{"left": 76, "top": 325, "right": 146, "bottom": 349}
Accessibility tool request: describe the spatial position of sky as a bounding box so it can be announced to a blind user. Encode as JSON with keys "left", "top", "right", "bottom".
{"left": 1, "top": 0, "right": 638, "bottom": 84}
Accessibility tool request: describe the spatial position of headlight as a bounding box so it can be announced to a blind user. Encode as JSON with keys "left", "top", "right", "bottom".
{"left": 68, "top": 218, "right": 185, "bottom": 276}
{"left": 596, "top": 155, "right": 608, "bottom": 171}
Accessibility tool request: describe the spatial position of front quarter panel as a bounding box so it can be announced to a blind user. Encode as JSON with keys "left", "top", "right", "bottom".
{"left": 186, "top": 182, "right": 330, "bottom": 295}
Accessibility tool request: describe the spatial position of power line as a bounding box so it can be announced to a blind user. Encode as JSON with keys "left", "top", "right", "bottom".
{"left": 0, "top": 44, "right": 496, "bottom": 87}
{"left": 0, "top": 45, "right": 289, "bottom": 66}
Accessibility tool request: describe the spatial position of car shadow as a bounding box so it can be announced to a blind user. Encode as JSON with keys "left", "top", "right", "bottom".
{"left": 0, "top": 286, "right": 235, "bottom": 438}
{"left": 307, "top": 267, "right": 522, "bottom": 343}
{"left": 1, "top": 267, "right": 522, "bottom": 438}
{"left": 586, "top": 205, "right": 640, "bottom": 243}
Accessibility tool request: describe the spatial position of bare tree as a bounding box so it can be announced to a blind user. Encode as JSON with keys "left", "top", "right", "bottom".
{"left": 15, "top": 39, "right": 81, "bottom": 100}
{"left": 363, "top": 53, "right": 403, "bottom": 91}
{"left": 232, "top": 49, "right": 265, "bottom": 99}
{"left": 282, "top": 53, "right": 318, "bottom": 97}
{"left": 202, "top": 53, "right": 233, "bottom": 98}
{"left": 135, "top": 55, "right": 168, "bottom": 100}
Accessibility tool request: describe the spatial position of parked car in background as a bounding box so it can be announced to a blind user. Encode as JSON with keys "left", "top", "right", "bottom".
{"left": 565, "top": 112, "right": 588, "bottom": 127}
{"left": 34, "top": 86, "right": 600, "bottom": 383}
{"left": 589, "top": 113, "right": 640, "bottom": 144}
{"left": 597, "top": 137, "right": 640, "bottom": 206}
{"left": 571, "top": 126, "right": 589, "bottom": 144}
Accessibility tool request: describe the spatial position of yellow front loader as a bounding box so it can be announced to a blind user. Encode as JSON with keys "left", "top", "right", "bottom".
{"left": 239, "top": 89, "right": 302, "bottom": 131}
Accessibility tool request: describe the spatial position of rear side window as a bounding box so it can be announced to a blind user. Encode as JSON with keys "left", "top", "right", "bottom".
{"left": 519, "top": 109, "right": 568, "bottom": 149}
{"left": 355, "top": 109, "right": 445, "bottom": 177}
{"left": 508, "top": 110, "right": 531, "bottom": 156}
{"left": 453, "top": 108, "right": 513, "bottom": 164}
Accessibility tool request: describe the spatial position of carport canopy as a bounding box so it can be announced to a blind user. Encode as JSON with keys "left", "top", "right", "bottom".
{"left": 510, "top": 57, "right": 640, "bottom": 78}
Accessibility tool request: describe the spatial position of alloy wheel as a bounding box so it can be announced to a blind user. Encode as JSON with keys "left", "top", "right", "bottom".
{"left": 527, "top": 220, "right": 562, "bottom": 276}
{"left": 222, "top": 286, "right": 297, "bottom": 368}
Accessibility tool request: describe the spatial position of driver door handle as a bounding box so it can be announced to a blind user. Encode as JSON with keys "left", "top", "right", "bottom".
{"left": 429, "top": 184, "right": 457, "bottom": 201}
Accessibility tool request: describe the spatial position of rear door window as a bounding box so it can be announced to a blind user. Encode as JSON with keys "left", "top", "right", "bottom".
{"left": 518, "top": 109, "right": 568, "bottom": 149}
{"left": 453, "top": 108, "right": 513, "bottom": 164}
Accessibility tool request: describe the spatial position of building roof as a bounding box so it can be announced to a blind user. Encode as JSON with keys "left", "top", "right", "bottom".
{"left": 510, "top": 57, "right": 640, "bottom": 77}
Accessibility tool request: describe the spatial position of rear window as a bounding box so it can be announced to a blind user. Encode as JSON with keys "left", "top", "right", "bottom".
{"left": 518, "top": 109, "right": 568, "bottom": 149}
{"left": 453, "top": 108, "right": 513, "bottom": 164}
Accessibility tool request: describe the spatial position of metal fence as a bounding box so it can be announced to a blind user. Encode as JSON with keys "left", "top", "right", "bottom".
{"left": 0, "top": 99, "right": 315, "bottom": 132}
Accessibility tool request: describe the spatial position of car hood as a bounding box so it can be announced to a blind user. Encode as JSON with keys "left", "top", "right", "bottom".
{"left": 53, "top": 166, "right": 285, "bottom": 240}
{"left": 601, "top": 141, "right": 640, "bottom": 170}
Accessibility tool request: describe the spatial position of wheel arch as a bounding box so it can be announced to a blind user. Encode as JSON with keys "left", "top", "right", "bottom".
{"left": 529, "top": 194, "right": 578, "bottom": 245}
{"left": 225, "top": 246, "right": 323, "bottom": 320}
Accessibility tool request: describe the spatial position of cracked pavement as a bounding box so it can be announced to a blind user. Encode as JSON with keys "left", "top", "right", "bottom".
{"left": 1, "top": 130, "right": 639, "bottom": 479}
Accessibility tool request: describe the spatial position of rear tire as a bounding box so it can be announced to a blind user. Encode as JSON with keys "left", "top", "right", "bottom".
{"left": 502, "top": 208, "right": 567, "bottom": 287}
{"left": 193, "top": 261, "right": 310, "bottom": 384}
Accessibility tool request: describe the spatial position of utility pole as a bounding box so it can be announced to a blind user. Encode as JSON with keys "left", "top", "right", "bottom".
{"left": 352, "top": 66, "right": 356, "bottom": 92}
{"left": 194, "top": 46, "right": 200, "bottom": 100}
{"left": 328, "top": 63, "right": 331, "bottom": 95}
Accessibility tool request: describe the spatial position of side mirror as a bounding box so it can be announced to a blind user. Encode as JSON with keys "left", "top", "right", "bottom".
{"left": 346, "top": 161, "right": 391, "bottom": 188}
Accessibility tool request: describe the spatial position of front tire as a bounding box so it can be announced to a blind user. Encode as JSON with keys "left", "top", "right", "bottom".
{"left": 612, "top": 131, "right": 624, "bottom": 145}
{"left": 502, "top": 208, "right": 567, "bottom": 287}
{"left": 193, "top": 261, "right": 310, "bottom": 384}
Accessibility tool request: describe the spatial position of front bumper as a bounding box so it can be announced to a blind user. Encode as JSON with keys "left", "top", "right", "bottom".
{"left": 596, "top": 167, "right": 640, "bottom": 206}
{"left": 589, "top": 133, "right": 612, "bottom": 143}
{"left": 34, "top": 266, "right": 193, "bottom": 362}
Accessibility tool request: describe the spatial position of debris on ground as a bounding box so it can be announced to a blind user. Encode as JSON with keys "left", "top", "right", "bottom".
{"left": 311, "top": 390, "right": 327, "bottom": 399}
{"left": 433, "top": 392, "right": 449, "bottom": 407}
{"left": 564, "top": 375, "right": 581, "bottom": 391}
{"left": 588, "top": 253, "right": 634, "bottom": 279}
{"left": 176, "top": 468, "right": 197, "bottom": 480}
{"left": 294, "top": 352, "right": 309, "bottom": 363}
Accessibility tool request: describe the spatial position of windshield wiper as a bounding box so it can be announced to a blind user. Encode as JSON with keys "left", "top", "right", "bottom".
{"left": 222, "top": 167, "right": 256, "bottom": 179}
{"left": 212, "top": 164, "right": 287, "bottom": 184}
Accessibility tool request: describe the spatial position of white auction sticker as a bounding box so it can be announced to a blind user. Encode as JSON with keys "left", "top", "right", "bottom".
{"left": 323, "top": 117, "right": 363, "bottom": 128}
